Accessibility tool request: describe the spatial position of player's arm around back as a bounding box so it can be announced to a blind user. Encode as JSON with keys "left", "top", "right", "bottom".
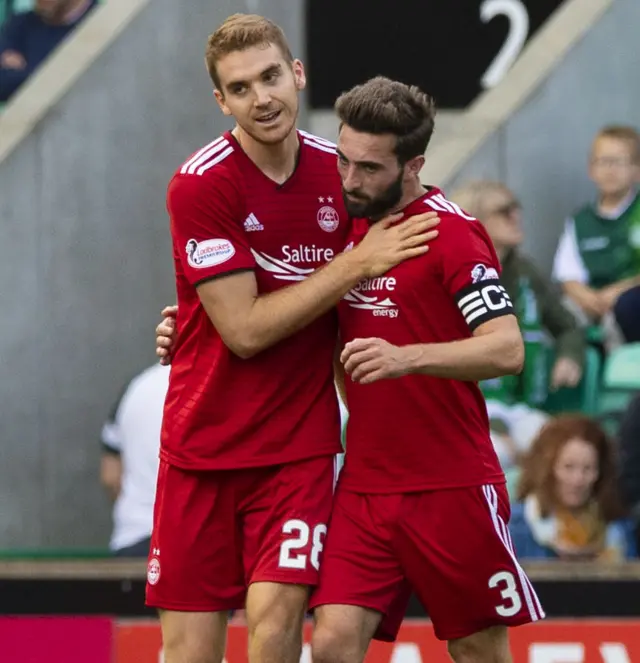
{"left": 198, "top": 217, "right": 437, "bottom": 358}
{"left": 171, "top": 173, "right": 439, "bottom": 359}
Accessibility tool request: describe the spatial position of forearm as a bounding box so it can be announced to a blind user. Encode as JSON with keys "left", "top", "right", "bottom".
{"left": 562, "top": 280, "right": 600, "bottom": 315}
{"left": 236, "top": 252, "right": 364, "bottom": 357}
{"left": 404, "top": 329, "right": 523, "bottom": 381}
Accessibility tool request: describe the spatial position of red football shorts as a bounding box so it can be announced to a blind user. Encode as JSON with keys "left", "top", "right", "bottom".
{"left": 146, "top": 455, "right": 337, "bottom": 611}
{"left": 309, "top": 482, "right": 544, "bottom": 641}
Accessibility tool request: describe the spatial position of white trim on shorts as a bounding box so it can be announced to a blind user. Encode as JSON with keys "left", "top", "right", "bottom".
{"left": 482, "top": 484, "right": 546, "bottom": 622}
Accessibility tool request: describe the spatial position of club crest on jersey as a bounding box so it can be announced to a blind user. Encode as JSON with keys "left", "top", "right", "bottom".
{"left": 317, "top": 203, "right": 340, "bottom": 232}
{"left": 147, "top": 557, "right": 161, "bottom": 585}
{"left": 186, "top": 238, "right": 235, "bottom": 269}
{"left": 471, "top": 264, "right": 499, "bottom": 283}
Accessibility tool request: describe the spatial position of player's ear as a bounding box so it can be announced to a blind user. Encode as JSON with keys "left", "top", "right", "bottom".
{"left": 213, "top": 88, "right": 232, "bottom": 117}
{"left": 404, "top": 155, "right": 425, "bottom": 179}
{"left": 292, "top": 59, "right": 306, "bottom": 91}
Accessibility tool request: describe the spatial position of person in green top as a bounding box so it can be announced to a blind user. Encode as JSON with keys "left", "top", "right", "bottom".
{"left": 450, "top": 181, "right": 586, "bottom": 479}
{"left": 552, "top": 126, "right": 640, "bottom": 345}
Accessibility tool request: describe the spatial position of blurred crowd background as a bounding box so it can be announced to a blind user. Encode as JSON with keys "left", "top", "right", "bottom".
{"left": 1, "top": 0, "right": 639, "bottom": 569}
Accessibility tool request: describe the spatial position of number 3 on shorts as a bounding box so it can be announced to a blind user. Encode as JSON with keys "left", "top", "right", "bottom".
{"left": 278, "top": 519, "right": 327, "bottom": 571}
{"left": 489, "top": 570, "right": 522, "bottom": 617}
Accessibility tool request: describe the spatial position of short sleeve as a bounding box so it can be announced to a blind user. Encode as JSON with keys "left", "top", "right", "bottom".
{"left": 439, "top": 217, "right": 515, "bottom": 330}
{"left": 168, "top": 172, "right": 256, "bottom": 286}
{"left": 552, "top": 217, "right": 589, "bottom": 284}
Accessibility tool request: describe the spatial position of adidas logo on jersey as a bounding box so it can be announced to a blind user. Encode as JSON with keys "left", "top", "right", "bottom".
{"left": 244, "top": 213, "right": 264, "bottom": 232}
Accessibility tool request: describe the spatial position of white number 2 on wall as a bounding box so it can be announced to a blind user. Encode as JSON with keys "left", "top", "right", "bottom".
{"left": 481, "top": 0, "right": 530, "bottom": 88}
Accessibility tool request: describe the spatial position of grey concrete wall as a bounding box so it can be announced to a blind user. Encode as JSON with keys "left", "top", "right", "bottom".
{"left": 0, "top": 0, "right": 306, "bottom": 547}
{"left": 444, "top": 0, "right": 640, "bottom": 273}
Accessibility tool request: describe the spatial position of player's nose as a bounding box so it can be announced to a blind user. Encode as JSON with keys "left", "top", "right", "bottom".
{"left": 342, "top": 167, "right": 361, "bottom": 191}
{"left": 253, "top": 85, "right": 273, "bottom": 108}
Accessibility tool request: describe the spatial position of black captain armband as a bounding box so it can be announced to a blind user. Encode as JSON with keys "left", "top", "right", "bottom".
{"left": 454, "top": 279, "right": 514, "bottom": 331}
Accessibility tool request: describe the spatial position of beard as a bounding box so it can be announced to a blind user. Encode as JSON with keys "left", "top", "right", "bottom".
{"left": 342, "top": 169, "right": 404, "bottom": 220}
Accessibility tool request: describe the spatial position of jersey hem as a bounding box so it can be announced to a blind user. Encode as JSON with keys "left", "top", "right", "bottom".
{"left": 145, "top": 597, "right": 244, "bottom": 612}
{"left": 159, "top": 444, "right": 342, "bottom": 471}
{"left": 338, "top": 474, "right": 506, "bottom": 494}
{"left": 192, "top": 265, "right": 255, "bottom": 287}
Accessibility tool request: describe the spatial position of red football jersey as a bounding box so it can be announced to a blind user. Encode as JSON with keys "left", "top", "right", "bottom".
{"left": 162, "top": 130, "right": 348, "bottom": 470}
{"left": 338, "top": 188, "right": 511, "bottom": 492}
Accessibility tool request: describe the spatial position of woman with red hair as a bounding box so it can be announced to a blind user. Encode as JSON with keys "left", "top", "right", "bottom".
{"left": 509, "top": 415, "right": 636, "bottom": 560}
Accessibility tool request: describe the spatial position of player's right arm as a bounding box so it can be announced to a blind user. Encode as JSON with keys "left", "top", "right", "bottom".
{"left": 171, "top": 174, "right": 439, "bottom": 359}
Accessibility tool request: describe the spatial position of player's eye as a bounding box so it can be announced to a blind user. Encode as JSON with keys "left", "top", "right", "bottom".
{"left": 337, "top": 155, "right": 348, "bottom": 167}
{"left": 264, "top": 70, "right": 280, "bottom": 83}
{"left": 229, "top": 85, "right": 247, "bottom": 95}
{"left": 363, "top": 165, "right": 378, "bottom": 174}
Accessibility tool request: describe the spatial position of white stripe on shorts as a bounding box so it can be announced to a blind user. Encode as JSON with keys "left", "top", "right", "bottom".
{"left": 482, "top": 484, "right": 545, "bottom": 622}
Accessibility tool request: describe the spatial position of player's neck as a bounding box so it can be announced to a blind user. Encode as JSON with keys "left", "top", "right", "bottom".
{"left": 232, "top": 126, "right": 300, "bottom": 185}
{"left": 391, "top": 180, "right": 428, "bottom": 215}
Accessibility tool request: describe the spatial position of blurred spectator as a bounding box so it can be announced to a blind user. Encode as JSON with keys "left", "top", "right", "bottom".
{"left": 618, "top": 393, "right": 640, "bottom": 552}
{"left": 552, "top": 126, "right": 640, "bottom": 346}
{"left": 450, "top": 181, "right": 585, "bottom": 477}
{"left": 100, "top": 363, "right": 169, "bottom": 557}
{"left": 510, "top": 415, "right": 635, "bottom": 560}
{"left": 0, "top": 0, "right": 97, "bottom": 103}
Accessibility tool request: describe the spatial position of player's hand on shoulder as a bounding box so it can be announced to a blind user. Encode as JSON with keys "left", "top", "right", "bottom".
{"left": 341, "top": 337, "right": 414, "bottom": 385}
{"left": 156, "top": 305, "right": 178, "bottom": 365}
{"left": 352, "top": 211, "right": 440, "bottom": 279}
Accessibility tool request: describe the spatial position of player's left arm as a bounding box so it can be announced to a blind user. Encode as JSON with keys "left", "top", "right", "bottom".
{"left": 342, "top": 315, "right": 522, "bottom": 384}
{"left": 342, "top": 215, "right": 524, "bottom": 384}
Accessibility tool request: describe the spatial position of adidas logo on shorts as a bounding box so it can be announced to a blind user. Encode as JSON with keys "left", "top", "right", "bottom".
{"left": 244, "top": 213, "right": 264, "bottom": 232}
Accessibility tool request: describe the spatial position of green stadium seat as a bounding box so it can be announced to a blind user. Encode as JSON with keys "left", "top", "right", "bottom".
{"left": 602, "top": 343, "right": 640, "bottom": 390}
{"left": 597, "top": 343, "right": 640, "bottom": 435}
{"left": 12, "top": 0, "right": 33, "bottom": 11}
{"left": 543, "top": 345, "right": 602, "bottom": 416}
{"left": 586, "top": 325, "right": 604, "bottom": 345}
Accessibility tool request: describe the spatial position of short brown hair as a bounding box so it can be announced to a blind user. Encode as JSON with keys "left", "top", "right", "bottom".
{"left": 205, "top": 14, "right": 293, "bottom": 90}
{"left": 594, "top": 125, "right": 640, "bottom": 164}
{"left": 334, "top": 76, "right": 436, "bottom": 164}
{"left": 517, "top": 414, "right": 625, "bottom": 522}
